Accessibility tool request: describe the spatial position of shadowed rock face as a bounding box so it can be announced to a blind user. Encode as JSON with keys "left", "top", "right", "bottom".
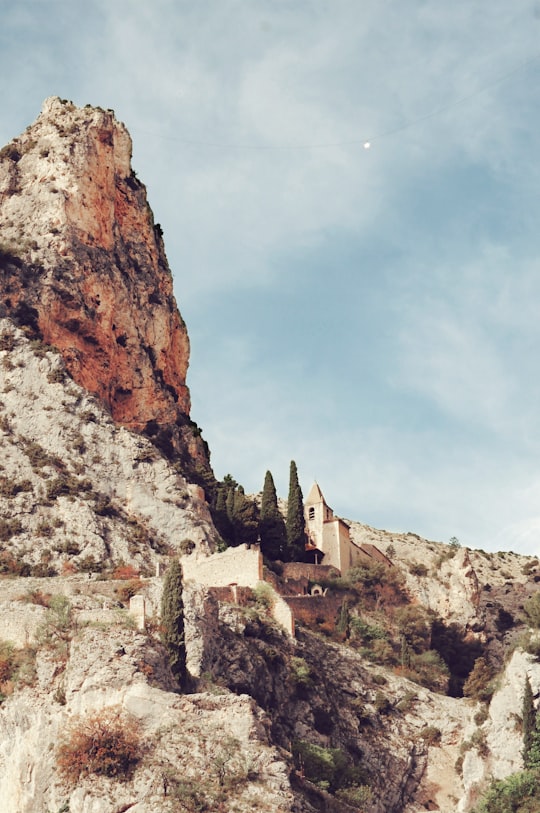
{"left": 0, "top": 97, "right": 209, "bottom": 477}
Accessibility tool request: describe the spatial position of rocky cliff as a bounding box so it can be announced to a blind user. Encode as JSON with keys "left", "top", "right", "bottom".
{"left": 0, "top": 97, "right": 209, "bottom": 481}
{"left": 0, "top": 100, "right": 539, "bottom": 813}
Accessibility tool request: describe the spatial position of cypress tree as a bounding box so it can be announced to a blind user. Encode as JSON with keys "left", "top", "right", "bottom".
{"left": 286, "top": 460, "right": 306, "bottom": 561}
{"left": 259, "top": 470, "right": 286, "bottom": 560}
{"left": 336, "top": 598, "right": 350, "bottom": 637}
{"left": 160, "top": 559, "right": 186, "bottom": 690}
{"left": 527, "top": 717, "right": 540, "bottom": 770}
{"left": 212, "top": 484, "right": 232, "bottom": 546}
{"left": 524, "top": 675, "right": 537, "bottom": 765}
{"left": 226, "top": 486, "right": 235, "bottom": 524}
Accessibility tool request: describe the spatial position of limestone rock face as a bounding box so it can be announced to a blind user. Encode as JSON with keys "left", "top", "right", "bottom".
{"left": 0, "top": 318, "right": 216, "bottom": 573}
{"left": 457, "top": 649, "right": 540, "bottom": 812}
{"left": 0, "top": 97, "right": 206, "bottom": 473}
{"left": 0, "top": 619, "right": 297, "bottom": 813}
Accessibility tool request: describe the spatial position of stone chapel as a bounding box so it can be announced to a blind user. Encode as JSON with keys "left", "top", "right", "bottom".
{"left": 304, "top": 483, "right": 390, "bottom": 576}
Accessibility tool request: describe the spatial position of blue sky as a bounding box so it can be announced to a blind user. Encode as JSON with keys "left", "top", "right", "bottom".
{"left": 2, "top": 1, "right": 540, "bottom": 553}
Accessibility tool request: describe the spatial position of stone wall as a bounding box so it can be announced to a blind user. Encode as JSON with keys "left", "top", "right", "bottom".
{"left": 271, "top": 592, "right": 295, "bottom": 637}
{"left": 182, "top": 545, "right": 263, "bottom": 589}
{"left": 0, "top": 602, "right": 47, "bottom": 647}
{"left": 281, "top": 563, "right": 340, "bottom": 582}
{"left": 284, "top": 594, "right": 344, "bottom": 631}
{"left": 209, "top": 585, "right": 254, "bottom": 605}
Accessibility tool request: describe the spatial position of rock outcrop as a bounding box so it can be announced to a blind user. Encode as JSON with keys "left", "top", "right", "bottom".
{"left": 0, "top": 317, "right": 216, "bottom": 575}
{"left": 0, "top": 608, "right": 297, "bottom": 813}
{"left": 0, "top": 97, "right": 208, "bottom": 479}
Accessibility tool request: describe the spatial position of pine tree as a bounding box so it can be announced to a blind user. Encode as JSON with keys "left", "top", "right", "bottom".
{"left": 286, "top": 460, "right": 306, "bottom": 562}
{"left": 212, "top": 473, "right": 259, "bottom": 547}
{"left": 523, "top": 675, "right": 536, "bottom": 764}
{"left": 259, "top": 470, "right": 286, "bottom": 560}
{"left": 160, "top": 559, "right": 186, "bottom": 690}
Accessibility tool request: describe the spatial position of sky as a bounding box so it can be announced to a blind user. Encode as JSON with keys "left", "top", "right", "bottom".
{"left": 1, "top": 1, "right": 540, "bottom": 554}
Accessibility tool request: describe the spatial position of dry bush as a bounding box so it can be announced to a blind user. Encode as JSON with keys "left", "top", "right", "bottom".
{"left": 112, "top": 563, "right": 140, "bottom": 580}
{"left": 116, "top": 579, "right": 142, "bottom": 604}
{"left": 18, "top": 589, "right": 52, "bottom": 607}
{"left": 57, "top": 707, "right": 142, "bottom": 782}
{"left": 0, "top": 642, "right": 14, "bottom": 683}
{"left": 0, "top": 641, "right": 36, "bottom": 695}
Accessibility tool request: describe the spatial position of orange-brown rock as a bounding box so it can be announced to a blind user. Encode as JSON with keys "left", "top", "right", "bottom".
{"left": 0, "top": 97, "right": 209, "bottom": 479}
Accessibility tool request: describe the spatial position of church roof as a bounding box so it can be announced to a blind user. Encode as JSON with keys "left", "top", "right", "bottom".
{"left": 305, "top": 482, "right": 326, "bottom": 506}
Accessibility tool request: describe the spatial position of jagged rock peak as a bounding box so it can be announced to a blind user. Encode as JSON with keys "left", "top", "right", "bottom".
{"left": 0, "top": 97, "right": 209, "bottom": 478}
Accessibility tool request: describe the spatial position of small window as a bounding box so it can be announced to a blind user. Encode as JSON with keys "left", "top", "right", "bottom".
{"left": 308, "top": 507, "right": 315, "bottom": 521}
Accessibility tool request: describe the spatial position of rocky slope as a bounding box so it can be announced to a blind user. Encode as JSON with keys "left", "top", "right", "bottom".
{"left": 0, "top": 317, "right": 215, "bottom": 576}
{"left": 0, "top": 99, "right": 539, "bottom": 813}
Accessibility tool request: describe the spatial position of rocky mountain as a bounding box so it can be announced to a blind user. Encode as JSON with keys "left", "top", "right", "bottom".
{"left": 0, "top": 99, "right": 539, "bottom": 813}
{"left": 0, "top": 96, "right": 210, "bottom": 483}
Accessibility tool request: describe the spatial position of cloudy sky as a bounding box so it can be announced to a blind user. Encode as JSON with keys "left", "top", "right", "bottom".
{"left": 2, "top": 1, "right": 540, "bottom": 554}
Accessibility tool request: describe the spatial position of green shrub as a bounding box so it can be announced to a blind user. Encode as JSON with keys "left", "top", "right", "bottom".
{"left": 292, "top": 740, "right": 368, "bottom": 793}
{"left": 0, "top": 144, "right": 21, "bottom": 162}
{"left": 402, "top": 649, "right": 450, "bottom": 693}
{"left": 395, "top": 605, "right": 431, "bottom": 653}
{"left": 179, "top": 538, "right": 195, "bottom": 555}
{"left": 418, "top": 726, "right": 442, "bottom": 746}
{"left": 252, "top": 582, "right": 274, "bottom": 609}
{"left": 0, "top": 640, "right": 16, "bottom": 683}
{"left": 46, "top": 475, "right": 82, "bottom": 501}
{"left": 471, "top": 770, "right": 540, "bottom": 813}
{"left": 523, "top": 560, "right": 539, "bottom": 576}
{"left": 289, "top": 656, "right": 312, "bottom": 690}
{"left": 409, "top": 562, "right": 428, "bottom": 576}
{"left": 350, "top": 616, "right": 387, "bottom": 644}
{"left": 469, "top": 728, "right": 489, "bottom": 758}
{"left": 37, "top": 595, "right": 73, "bottom": 652}
{"left": 517, "top": 631, "right": 540, "bottom": 659}
{"left": 28, "top": 339, "right": 51, "bottom": 358}
{"left": 374, "top": 690, "right": 391, "bottom": 714}
{"left": 523, "top": 592, "right": 540, "bottom": 628}
{"left": 93, "top": 494, "right": 118, "bottom": 517}
{"left": 395, "top": 690, "right": 417, "bottom": 712}
{"left": 335, "top": 784, "right": 372, "bottom": 806}
{"left": 474, "top": 705, "right": 489, "bottom": 726}
{"left": 0, "top": 640, "right": 36, "bottom": 691}
{"left": 21, "top": 440, "right": 65, "bottom": 471}
{"left": 0, "top": 518, "right": 23, "bottom": 541}
{"left": 0, "top": 476, "right": 33, "bottom": 497}
{"left": 434, "top": 549, "right": 457, "bottom": 568}
{"left": 0, "top": 331, "right": 15, "bottom": 351}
